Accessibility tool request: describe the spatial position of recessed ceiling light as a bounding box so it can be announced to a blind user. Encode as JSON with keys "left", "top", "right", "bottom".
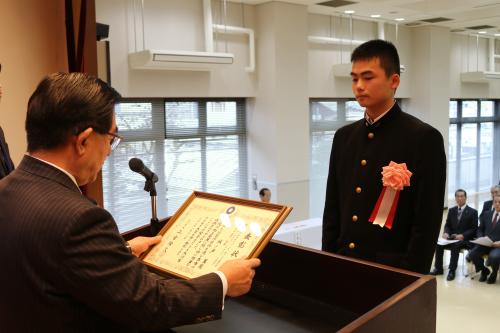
{"left": 344, "top": 10, "right": 355, "bottom": 14}
{"left": 478, "top": 31, "right": 487, "bottom": 34}
{"left": 395, "top": 18, "right": 405, "bottom": 22}
{"left": 370, "top": 14, "right": 381, "bottom": 18}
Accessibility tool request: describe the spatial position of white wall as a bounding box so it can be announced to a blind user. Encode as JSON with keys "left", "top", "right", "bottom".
{"left": 449, "top": 34, "right": 500, "bottom": 98}
{"left": 95, "top": 0, "right": 500, "bottom": 221}
{"left": 0, "top": 0, "right": 67, "bottom": 164}
{"left": 307, "top": 15, "right": 412, "bottom": 98}
{"left": 248, "top": 2, "right": 310, "bottom": 221}
{"left": 95, "top": 0, "right": 257, "bottom": 97}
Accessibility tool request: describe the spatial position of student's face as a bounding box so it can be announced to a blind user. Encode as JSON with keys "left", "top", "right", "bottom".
{"left": 455, "top": 192, "right": 466, "bottom": 206}
{"left": 351, "top": 58, "right": 399, "bottom": 111}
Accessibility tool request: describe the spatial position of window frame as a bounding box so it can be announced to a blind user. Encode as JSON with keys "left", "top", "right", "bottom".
{"left": 449, "top": 99, "right": 500, "bottom": 196}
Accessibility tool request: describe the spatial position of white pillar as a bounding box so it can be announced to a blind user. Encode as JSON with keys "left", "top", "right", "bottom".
{"left": 248, "top": 2, "right": 309, "bottom": 221}
{"left": 407, "top": 25, "right": 451, "bottom": 202}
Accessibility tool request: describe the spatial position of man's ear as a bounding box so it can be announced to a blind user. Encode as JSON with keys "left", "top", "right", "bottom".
{"left": 390, "top": 73, "right": 400, "bottom": 90}
{"left": 75, "top": 128, "right": 93, "bottom": 155}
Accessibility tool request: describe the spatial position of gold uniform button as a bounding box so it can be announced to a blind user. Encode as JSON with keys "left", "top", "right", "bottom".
{"left": 349, "top": 242, "right": 356, "bottom": 249}
{"left": 361, "top": 159, "right": 367, "bottom": 166}
{"left": 352, "top": 215, "right": 358, "bottom": 222}
{"left": 368, "top": 132, "right": 375, "bottom": 139}
{"left": 356, "top": 187, "right": 362, "bottom": 193}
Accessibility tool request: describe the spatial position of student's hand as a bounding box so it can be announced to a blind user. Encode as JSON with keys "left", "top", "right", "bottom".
{"left": 493, "top": 241, "right": 500, "bottom": 248}
{"left": 127, "top": 235, "right": 162, "bottom": 257}
{"left": 455, "top": 234, "right": 464, "bottom": 241}
{"left": 443, "top": 233, "right": 449, "bottom": 239}
{"left": 218, "top": 258, "right": 261, "bottom": 297}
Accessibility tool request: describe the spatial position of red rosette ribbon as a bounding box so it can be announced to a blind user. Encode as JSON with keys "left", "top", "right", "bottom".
{"left": 368, "top": 161, "right": 412, "bottom": 229}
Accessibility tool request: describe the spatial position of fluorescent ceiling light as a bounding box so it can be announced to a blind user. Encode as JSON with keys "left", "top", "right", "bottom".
{"left": 395, "top": 18, "right": 405, "bottom": 21}
{"left": 478, "top": 31, "right": 487, "bottom": 34}
{"left": 495, "top": 33, "right": 500, "bottom": 36}
{"left": 344, "top": 10, "right": 355, "bottom": 14}
{"left": 370, "top": 14, "right": 381, "bottom": 18}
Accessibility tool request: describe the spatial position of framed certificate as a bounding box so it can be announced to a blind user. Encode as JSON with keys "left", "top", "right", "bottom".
{"left": 142, "top": 191, "right": 292, "bottom": 279}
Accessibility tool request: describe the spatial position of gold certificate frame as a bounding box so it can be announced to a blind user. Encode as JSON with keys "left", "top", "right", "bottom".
{"left": 142, "top": 191, "right": 292, "bottom": 279}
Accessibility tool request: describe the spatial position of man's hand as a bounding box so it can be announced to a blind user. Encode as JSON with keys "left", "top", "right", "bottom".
{"left": 127, "top": 235, "right": 162, "bottom": 257}
{"left": 218, "top": 258, "right": 261, "bottom": 297}
{"left": 492, "top": 241, "right": 500, "bottom": 248}
{"left": 443, "top": 233, "right": 449, "bottom": 239}
{"left": 455, "top": 234, "right": 464, "bottom": 241}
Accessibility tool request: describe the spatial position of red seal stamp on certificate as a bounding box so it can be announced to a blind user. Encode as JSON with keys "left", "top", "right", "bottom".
{"left": 368, "top": 161, "right": 412, "bottom": 229}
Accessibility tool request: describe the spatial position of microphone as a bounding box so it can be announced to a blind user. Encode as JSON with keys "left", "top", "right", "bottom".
{"left": 129, "top": 158, "right": 158, "bottom": 182}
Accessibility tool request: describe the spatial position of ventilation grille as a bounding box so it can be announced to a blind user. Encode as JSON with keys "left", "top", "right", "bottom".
{"left": 466, "top": 25, "right": 496, "bottom": 30}
{"left": 317, "top": 0, "right": 358, "bottom": 8}
{"left": 420, "top": 17, "right": 453, "bottom": 23}
{"left": 405, "top": 22, "right": 422, "bottom": 27}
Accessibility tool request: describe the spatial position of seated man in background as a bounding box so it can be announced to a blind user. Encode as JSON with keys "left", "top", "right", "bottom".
{"left": 0, "top": 72, "right": 260, "bottom": 332}
{"left": 430, "top": 189, "right": 477, "bottom": 281}
{"left": 259, "top": 187, "right": 271, "bottom": 203}
{"left": 480, "top": 185, "right": 500, "bottom": 219}
{"left": 468, "top": 195, "right": 500, "bottom": 284}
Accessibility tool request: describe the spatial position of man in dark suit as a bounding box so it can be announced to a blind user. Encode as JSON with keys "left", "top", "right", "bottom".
{"left": 430, "top": 189, "right": 478, "bottom": 281}
{"left": 468, "top": 195, "right": 500, "bottom": 284}
{"left": 0, "top": 73, "right": 260, "bottom": 332}
{"left": 480, "top": 185, "right": 500, "bottom": 219}
{"left": 0, "top": 126, "right": 14, "bottom": 179}
{"left": 322, "top": 40, "right": 446, "bottom": 275}
{"left": 0, "top": 63, "right": 15, "bottom": 179}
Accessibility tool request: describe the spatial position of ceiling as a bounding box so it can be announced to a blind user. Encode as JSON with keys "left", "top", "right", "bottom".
{"left": 237, "top": 0, "right": 500, "bottom": 36}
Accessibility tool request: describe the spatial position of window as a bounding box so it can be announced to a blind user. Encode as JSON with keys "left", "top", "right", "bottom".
{"left": 103, "top": 98, "right": 248, "bottom": 232}
{"left": 309, "top": 99, "right": 365, "bottom": 218}
{"left": 448, "top": 100, "right": 500, "bottom": 208}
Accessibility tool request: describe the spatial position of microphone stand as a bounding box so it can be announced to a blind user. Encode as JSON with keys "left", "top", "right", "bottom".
{"left": 143, "top": 177, "right": 161, "bottom": 235}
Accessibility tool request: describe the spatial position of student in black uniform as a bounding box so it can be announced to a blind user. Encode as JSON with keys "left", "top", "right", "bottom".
{"left": 0, "top": 63, "right": 15, "bottom": 180}
{"left": 322, "top": 40, "right": 446, "bottom": 274}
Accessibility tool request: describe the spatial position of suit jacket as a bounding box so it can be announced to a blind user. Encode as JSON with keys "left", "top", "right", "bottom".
{"left": 0, "top": 155, "right": 222, "bottom": 332}
{"left": 477, "top": 210, "right": 500, "bottom": 242}
{"left": 444, "top": 206, "right": 478, "bottom": 240}
{"left": 322, "top": 103, "right": 446, "bottom": 274}
{"left": 480, "top": 200, "right": 493, "bottom": 219}
{"left": 0, "top": 126, "right": 14, "bottom": 179}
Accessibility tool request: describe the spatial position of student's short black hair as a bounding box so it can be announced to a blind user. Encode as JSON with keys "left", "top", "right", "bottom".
{"left": 259, "top": 188, "right": 270, "bottom": 197}
{"left": 26, "top": 72, "right": 121, "bottom": 152}
{"left": 455, "top": 189, "right": 467, "bottom": 197}
{"left": 351, "top": 39, "right": 400, "bottom": 76}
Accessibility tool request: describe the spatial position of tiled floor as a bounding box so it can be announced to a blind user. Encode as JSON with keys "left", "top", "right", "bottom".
{"left": 435, "top": 261, "right": 500, "bottom": 332}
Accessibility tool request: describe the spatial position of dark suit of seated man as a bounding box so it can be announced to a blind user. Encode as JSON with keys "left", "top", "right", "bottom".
{"left": 468, "top": 195, "right": 500, "bottom": 284}
{"left": 430, "top": 189, "right": 477, "bottom": 281}
{"left": 0, "top": 73, "right": 260, "bottom": 332}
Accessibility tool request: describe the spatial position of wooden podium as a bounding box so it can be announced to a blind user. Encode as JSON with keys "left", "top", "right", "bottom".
{"left": 123, "top": 221, "right": 436, "bottom": 333}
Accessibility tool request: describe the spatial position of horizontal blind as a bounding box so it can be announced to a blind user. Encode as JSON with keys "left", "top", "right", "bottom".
{"left": 102, "top": 98, "right": 248, "bottom": 232}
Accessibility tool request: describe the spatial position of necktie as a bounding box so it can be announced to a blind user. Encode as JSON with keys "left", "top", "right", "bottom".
{"left": 457, "top": 207, "right": 462, "bottom": 221}
{"left": 493, "top": 213, "right": 498, "bottom": 230}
